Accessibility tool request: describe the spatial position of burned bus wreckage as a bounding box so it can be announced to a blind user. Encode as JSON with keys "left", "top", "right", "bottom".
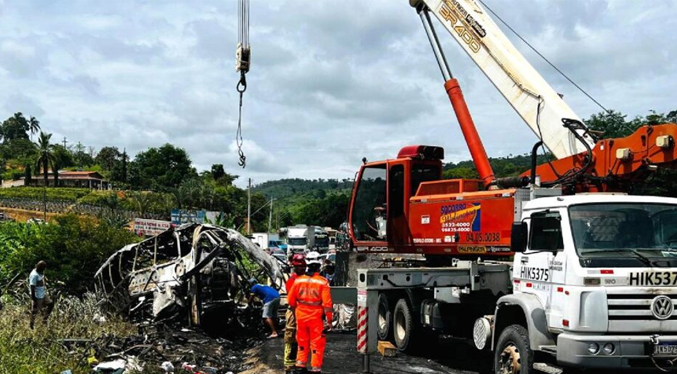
{"left": 94, "top": 224, "right": 285, "bottom": 325}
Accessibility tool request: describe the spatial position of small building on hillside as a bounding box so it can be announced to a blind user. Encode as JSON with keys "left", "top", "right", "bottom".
{"left": 26, "top": 171, "right": 110, "bottom": 189}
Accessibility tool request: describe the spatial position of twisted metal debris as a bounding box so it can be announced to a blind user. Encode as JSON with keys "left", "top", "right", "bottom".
{"left": 94, "top": 224, "right": 284, "bottom": 325}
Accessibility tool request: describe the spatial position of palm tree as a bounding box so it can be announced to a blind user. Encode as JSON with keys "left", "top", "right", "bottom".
{"left": 129, "top": 191, "right": 156, "bottom": 217}
{"left": 28, "top": 116, "right": 40, "bottom": 141}
{"left": 34, "top": 131, "right": 56, "bottom": 187}
{"left": 101, "top": 193, "right": 120, "bottom": 215}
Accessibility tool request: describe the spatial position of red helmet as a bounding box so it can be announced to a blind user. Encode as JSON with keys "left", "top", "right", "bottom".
{"left": 290, "top": 253, "right": 306, "bottom": 267}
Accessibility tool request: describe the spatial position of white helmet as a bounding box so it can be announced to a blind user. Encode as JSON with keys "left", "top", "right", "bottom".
{"left": 305, "top": 251, "right": 322, "bottom": 266}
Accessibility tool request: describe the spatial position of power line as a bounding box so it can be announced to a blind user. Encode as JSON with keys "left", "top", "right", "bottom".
{"left": 478, "top": 0, "right": 610, "bottom": 113}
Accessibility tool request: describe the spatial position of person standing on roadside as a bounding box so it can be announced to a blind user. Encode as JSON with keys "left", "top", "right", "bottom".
{"left": 29, "top": 260, "right": 54, "bottom": 329}
{"left": 284, "top": 253, "right": 307, "bottom": 374}
{"left": 288, "top": 251, "right": 333, "bottom": 374}
{"left": 249, "top": 279, "right": 281, "bottom": 338}
{"left": 320, "top": 262, "right": 335, "bottom": 286}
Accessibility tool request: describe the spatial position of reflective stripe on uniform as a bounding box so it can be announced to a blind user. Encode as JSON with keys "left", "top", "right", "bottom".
{"left": 298, "top": 299, "right": 322, "bottom": 306}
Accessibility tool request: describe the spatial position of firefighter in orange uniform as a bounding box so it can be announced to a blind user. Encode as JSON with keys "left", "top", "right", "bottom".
{"left": 284, "top": 253, "right": 306, "bottom": 374}
{"left": 287, "top": 251, "right": 333, "bottom": 374}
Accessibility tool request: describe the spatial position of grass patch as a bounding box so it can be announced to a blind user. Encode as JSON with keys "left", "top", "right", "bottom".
{"left": 0, "top": 293, "right": 136, "bottom": 374}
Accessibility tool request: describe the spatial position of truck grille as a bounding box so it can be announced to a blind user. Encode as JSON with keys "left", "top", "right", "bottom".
{"left": 607, "top": 293, "right": 677, "bottom": 333}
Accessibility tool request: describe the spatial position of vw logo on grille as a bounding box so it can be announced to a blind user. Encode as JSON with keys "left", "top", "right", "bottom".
{"left": 651, "top": 295, "right": 674, "bottom": 320}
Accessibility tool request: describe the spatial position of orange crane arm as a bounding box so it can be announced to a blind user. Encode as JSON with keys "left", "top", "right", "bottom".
{"left": 525, "top": 123, "right": 677, "bottom": 192}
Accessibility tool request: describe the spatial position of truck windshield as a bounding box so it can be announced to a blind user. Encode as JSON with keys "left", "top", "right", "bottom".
{"left": 316, "top": 237, "right": 329, "bottom": 247}
{"left": 570, "top": 203, "right": 677, "bottom": 260}
{"left": 288, "top": 238, "right": 307, "bottom": 246}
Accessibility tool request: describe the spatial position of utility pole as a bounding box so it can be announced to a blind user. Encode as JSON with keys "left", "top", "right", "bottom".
{"left": 268, "top": 197, "right": 274, "bottom": 233}
{"left": 43, "top": 184, "right": 47, "bottom": 221}
{"left": 62, "top": 137, "right": 68, "bottom": 148}
{"left": 247, "top": 178, "right": 252, "bottom": 235}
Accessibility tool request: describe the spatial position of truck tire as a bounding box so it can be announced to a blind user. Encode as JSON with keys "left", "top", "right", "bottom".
{"left": 494, "top": 325, "right": 533, "bottom": 374}
{"left": 393, "top": 298, "right": 418, "bottom": 352}
{"left": 377, "top": 293, "right": 392, "bottom": 341}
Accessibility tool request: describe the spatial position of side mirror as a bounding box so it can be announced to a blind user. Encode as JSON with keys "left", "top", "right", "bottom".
{"left": 511, "top": 222, "right": 528, "bottom": 253}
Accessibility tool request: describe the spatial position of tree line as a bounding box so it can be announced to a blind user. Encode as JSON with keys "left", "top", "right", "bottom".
{"left": 3, "top": 108, "right": 675, "bottom": 232}
{"left": 0, "top": 112, "right": 276, "bottom": 232}
{"left": 257, "top": 108, "right": 677, "bottom": 229}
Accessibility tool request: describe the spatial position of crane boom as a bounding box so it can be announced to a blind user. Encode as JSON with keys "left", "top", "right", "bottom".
{"left": 412, "top": 0, "right": 595, "bottom": 159}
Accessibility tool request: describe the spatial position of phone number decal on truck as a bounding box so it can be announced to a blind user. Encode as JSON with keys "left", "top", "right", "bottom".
{"left": 440, "top": 202, "right": 481, "bottom": 232}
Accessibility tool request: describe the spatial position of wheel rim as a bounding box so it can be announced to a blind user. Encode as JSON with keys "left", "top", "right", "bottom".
{"left": 395, "top": 309, "right": 406, "bottom": 342}
{"left": 378, "top": 298, "right": 388, "bottom": 333}
{"left": 498, "top": 343, "right": 521, "bottom": 374}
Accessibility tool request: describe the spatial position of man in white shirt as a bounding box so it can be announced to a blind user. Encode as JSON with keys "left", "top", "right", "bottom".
{"left": 29, "top": 260, "right": 54, "bottom": 329}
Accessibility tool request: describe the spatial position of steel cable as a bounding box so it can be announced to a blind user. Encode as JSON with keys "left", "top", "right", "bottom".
{"left": 235, "top": 0, "right": 250, "bottom": 168}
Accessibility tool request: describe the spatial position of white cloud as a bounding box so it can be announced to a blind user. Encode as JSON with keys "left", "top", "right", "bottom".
{"left": 0, "top": 0, "right": 675, "bottom": 186}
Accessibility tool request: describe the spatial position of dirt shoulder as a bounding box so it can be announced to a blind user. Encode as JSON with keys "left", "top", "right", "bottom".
{"left": 238, "top": 332, "right": 486, "bottom": 374}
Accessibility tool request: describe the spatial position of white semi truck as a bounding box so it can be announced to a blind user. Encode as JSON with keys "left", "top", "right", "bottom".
{"left": 285, "top": 225, "right": 331, "bottom": 254}
{"left": 251, "top": 232, "right": 282, "bottom": 250}
{"left": 286, "top": 225, "right": 312, "bottom": 254}
{"left": 355, "top": 193, "right": 677, "bottom": 372}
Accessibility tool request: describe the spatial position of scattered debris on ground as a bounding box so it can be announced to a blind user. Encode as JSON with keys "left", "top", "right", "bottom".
{"left": 82, "top": 314, "right": 265, "bottom": 373}
{"left": 1, "top": 279, "right": 270, "bottom": 373}
{"left": 88, "top": 224, "right": 287, "bottom": 373}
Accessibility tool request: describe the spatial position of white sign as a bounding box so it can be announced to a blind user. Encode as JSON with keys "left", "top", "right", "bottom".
{"left": 134, "top": 218, "right": 171, "bottom": 236}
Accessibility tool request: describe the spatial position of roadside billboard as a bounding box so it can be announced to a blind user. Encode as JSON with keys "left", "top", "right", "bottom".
{"left": 134, "top": 218, "right": 172, "bottom": 236}
{"left": 171, "top": 209, "right": 206, "bottom": 225}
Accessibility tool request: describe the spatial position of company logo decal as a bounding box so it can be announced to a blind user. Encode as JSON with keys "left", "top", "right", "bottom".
{"left": 440, "top": 203, "right": 481, "bottom": 232}
{"left": 458, "top": 245, "right": 486, "bottom": 254}
{"left": 651, "top": 295, "right": 674, "bottom": 320}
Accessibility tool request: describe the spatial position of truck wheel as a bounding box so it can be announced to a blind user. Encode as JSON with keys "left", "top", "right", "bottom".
{"left": 393, "top": 298, "right": 418, "bottom": 352}
{"left": 377, "top": 293, "right": 392, "bottom": 341}
{"left": 494, "top": 325, "right": 533, "bottom": 374}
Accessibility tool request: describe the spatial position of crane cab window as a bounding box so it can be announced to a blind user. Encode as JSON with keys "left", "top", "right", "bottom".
{"left": 352, "top": 165, "right": 387, "bottom": 241}
{"left": 411, "top": 163, "right": 441, "bottom": 196}
{"left": 389, "top": 165, "right": 405, "bottom": 219}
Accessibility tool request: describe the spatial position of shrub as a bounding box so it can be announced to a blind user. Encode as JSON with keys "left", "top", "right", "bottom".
{"left": 0, "top": 214, "right": 140, "bottom": 293}
{"left": 0, "top": 187, "right": 90, "bottom": 201}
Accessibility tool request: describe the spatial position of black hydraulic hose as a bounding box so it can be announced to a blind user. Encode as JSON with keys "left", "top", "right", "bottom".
{"left": 541, "top": 118, "right": 595, "bottom": 187}
{"left": 495, "top": 176, "right": 530, "bottom": 188}
{"left": 531, "top": 140, "right": 544, "bottom": 184}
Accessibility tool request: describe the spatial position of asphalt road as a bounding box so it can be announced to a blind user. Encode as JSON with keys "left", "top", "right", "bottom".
{"left": 240, "top": 331, "right": 489, "bottom": 374}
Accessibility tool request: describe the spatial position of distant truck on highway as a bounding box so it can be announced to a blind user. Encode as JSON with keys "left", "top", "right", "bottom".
{"left": 284, "top": 225, "right": 330, "bottom": 254}
{"left": 286, "top": 225, "right": 310, "bottom": 254}
{"left": 251, "top": 232, "right": 283, "bottom": 250}
{"left": 313, "top": 226, "right": 330, "bottom": 253}
{"left": 252, "top": 232, "right": 287, "bottom": 264}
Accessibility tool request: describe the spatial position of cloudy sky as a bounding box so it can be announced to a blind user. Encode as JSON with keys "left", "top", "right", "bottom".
{"left": 0, "top": 0, "right": 675, "bottom": 187}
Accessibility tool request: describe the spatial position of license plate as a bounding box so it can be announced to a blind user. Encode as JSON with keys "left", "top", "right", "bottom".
{"left": 653, "top": 342, "right": 677, "bottom": 357}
